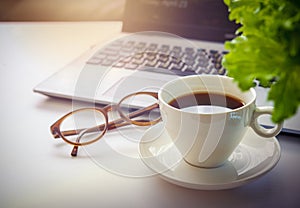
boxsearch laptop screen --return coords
[122,0,239,42]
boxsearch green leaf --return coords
[268,68,300,123]
[223,0,300,123]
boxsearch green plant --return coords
[222,0,300,123]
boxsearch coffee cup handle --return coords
[250,106,283,137]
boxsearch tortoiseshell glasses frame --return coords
[50,91,160,157]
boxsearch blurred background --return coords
[0,0,126,21]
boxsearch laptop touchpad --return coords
[102,74,170,101]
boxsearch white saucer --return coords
[139,123,281,190]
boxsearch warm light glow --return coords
[0,0,125,21]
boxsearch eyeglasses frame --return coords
[50,91,160,156]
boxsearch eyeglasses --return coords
[50,91,160,157]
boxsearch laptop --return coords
[34,0,300,134]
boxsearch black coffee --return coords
[169,92,245,110]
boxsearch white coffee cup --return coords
[158,75,283,168]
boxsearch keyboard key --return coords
[113,61,125,68]
[170,62,185,71]
[185,47,195,55]
[158,61,170,69]
[205,65,214,73]
[222,51,229,55]
[135,42,146,50]
[132,53,144,59]
[125,41,135,47]
[132,58,144,65]
[170,56,182,65]
[145,60,157,67]
[197,59,209,67]
[159,45,170,53]
[147,43,158,51]
[209,49,218,54]
[120,56,132,63]
[184,54,196,61]
[158,54,169,63]
[214,63,222,70]
[217,68,226,75]
[107,55,120,61]
[197,48,207,56]
[145,52,157,61]
[104,50,118,56]
[125,63,138,69]
[93,53,107,60]
[216,55,223,64]
[170,51,183,59]
[172,46,182,53]
[110,40,123,46]
[101,59,114,66]
[183,58,195,67]
[87,58,103,65]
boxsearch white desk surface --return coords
[1,21,300,208]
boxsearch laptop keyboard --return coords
[87,40,227,76]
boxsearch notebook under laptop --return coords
[34,0,300,134]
